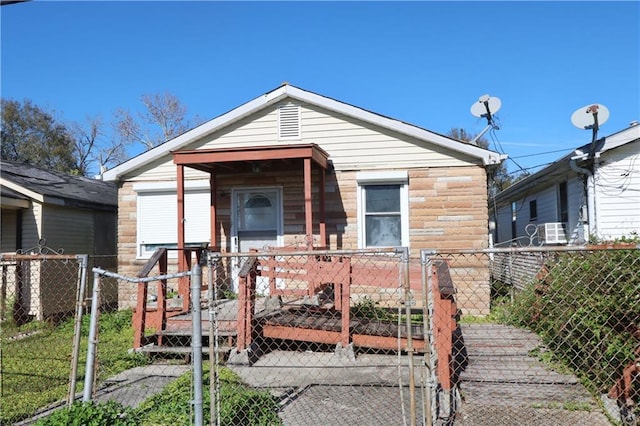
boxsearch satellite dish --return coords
[468,94,502,145]
[471,94,502,118]
[571,104,610,130]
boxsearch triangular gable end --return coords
[102,84,504,181]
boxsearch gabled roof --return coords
[0,160,117,210]
[493,123,640,205]
[102,84,505,181]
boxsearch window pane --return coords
[365,185,400,213]
[366,215,401,246]
[240,193,277,230]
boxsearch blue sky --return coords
[2,1,639,175]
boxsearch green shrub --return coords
[503,248,639,393]
[34,401,142,426]
[136,365,281,426]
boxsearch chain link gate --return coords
[422,245,639,426]
[0,247,90,424]
[207,247,428,426]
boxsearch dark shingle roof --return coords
[0,161,117,210]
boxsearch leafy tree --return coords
[113,92,197,151]
[1,99,77,173]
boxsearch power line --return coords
[511,148,573,159]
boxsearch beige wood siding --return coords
[123,101,483,182]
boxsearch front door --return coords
[231,188,283,293]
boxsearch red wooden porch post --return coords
[210,172,217,249]
[133,280,147,349]
[237,274,247,351]
[304,158,313,249]
[319,167,326,248]
[156,251,168,346]
[177,165,189,310]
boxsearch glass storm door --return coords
[230,188,282,293]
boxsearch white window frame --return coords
[356,171,409,249]
[134,180,211,259]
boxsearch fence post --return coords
[191,263,204,426]
[82,271,101,402]
[68,254,88,406]
[403,248,417,426]
[421,249,435,426]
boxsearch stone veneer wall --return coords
[116,164,491,312]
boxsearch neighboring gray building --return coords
[1,160,117,254]
[491,123,640,246]
[1,161,118,320]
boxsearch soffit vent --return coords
[279,103,301,139]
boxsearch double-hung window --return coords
[356,171,409,248]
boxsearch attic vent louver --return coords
[279,103,300,139]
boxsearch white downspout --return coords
[570,153,597,241]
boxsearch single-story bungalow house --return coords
[102,84,505,314]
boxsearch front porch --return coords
[130,246,462,401]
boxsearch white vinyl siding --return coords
[594,140,640,240]
[356,171,409,248]
[126,101,481,181]
[136,187,211,258]
[494,204,514,245]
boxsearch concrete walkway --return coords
[23,321,616,425]
[457,323,612,425]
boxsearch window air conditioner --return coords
[537,222,568,244]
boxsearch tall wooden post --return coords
[304,158,313,249]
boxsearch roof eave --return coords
[102,84,504,181]
[102,87,291,181]
[0,178,44,202]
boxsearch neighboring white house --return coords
[491,122,640,246]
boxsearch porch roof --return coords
[171,143,330,172]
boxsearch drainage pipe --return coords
[570,154,597,239]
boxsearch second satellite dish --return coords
[471,94,502,118]
[571,104,610,130]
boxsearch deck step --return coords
[138,344,233,355]
[158,329,237,337]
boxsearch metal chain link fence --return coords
[1,251,87,424]
[3,244,638,426]
[423,245,639,426]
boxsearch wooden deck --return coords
[142,299,426,355]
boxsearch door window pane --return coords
[239,193,276,230]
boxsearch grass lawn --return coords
[1,309,147,424]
